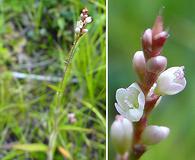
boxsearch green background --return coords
[109,0,195,159]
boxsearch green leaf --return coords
[12,143,48,152]
[80,100,106,128]
[59,125,93,133]
[57,18,65,30]
[47,84,62,92]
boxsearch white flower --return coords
[75,27,80,33]
[142,125,170,145]
[76,20,83,28]
[155,66,186,95]
[111,115,133,155]
[85,17,92,23]
[75,20,83,33]
[115,83,145,122]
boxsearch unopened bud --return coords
[152,31,168,56]
[154,31,168,40]
[142,125,170,145]
[82,8,88,15]
[146,56,167,74]
[82,29,88,33]
[132,51,146,81]
[142,29,152,57]
[152,16,164,36]
[110,115,133,155]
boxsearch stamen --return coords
[124,100,134,109]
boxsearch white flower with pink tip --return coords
[156,66,186,95]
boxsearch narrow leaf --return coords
[12,143,48,152]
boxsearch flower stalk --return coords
[47,36,80,160]
[47,8,92,160]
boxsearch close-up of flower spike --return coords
[111,15,186,160]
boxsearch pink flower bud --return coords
[142,29,152,56]
[110,115,133,155]
[82,29,88,33]
[152,31,168,56]
[142,125,170,145]
[146,56,167,74]
[154,31,168,40]
[152,16,164,36]
[133,51,146,81]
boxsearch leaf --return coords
[59,125,93,133]
[47,84,62,92]
[12,143,48,152]
[57,18,65,30]
[1,151,23,160]
[80,100,106,128]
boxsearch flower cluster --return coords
[111,16,186,158]
[75,8,92,35]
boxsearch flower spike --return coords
[75,8,93,35]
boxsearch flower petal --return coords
[127,109,143,122]
[116,88,129,110]
[138,92,145,110]
[115,103,127,116]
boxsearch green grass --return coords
[0,0,106,159]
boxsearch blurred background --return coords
[109,0,195,159]
[0,0,105,159]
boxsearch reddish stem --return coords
[128,15,167,160]
[129,92,159,160]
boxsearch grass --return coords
[0,0,106,159]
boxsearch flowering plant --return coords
[111,16,186,160]
[48,8,92,160]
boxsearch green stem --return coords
[58,35,80,100]
[47,34,81,160]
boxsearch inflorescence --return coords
[111,15,186,160]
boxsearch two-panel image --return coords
[0,0,194,160]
